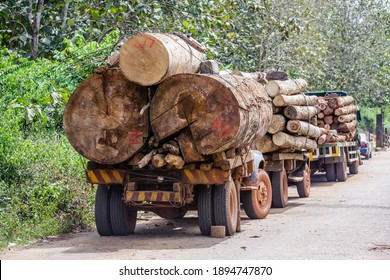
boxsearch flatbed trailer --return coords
[87,148,273,237]
[263,152,311,207]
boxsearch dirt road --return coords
[2,150,390,260]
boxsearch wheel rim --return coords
[229,183,238,229]
[282,170,288,204]
[257,181,268,207]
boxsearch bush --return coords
[0,32,119,249]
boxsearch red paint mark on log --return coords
[133,35,156,49]
[211,117,234,140]
[129,131,143,145]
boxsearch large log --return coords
[334,104,357,116]
[283,105,318,120]
[267,114,286,134]
[286,120,321,139]
[327,95,354,109]
[63,69,149,164]
[119,33,205,86]
[150,74,273,155]
[253,134,281,153]
[273,94,318,107]
[323,106,334,116]
[265,79,308,97]
[272,132,317,151]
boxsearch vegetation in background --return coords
[0,0,388,249]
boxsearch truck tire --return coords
[110,185,137,236]
[197,185,214,236]
[297,164,311,198]
[325,163,336,182]
[336,159,347,182]
[95,185,113,236]
[242,170,272,219]
[214,179,238,236]
[271,169,288,208]
[349,160,359,174]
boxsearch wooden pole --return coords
[272,132,317,151]
[286,120,321,139]
[265,79,308,97]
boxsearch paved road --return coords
[2,150,390,260]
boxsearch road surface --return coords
[2,150,390,260]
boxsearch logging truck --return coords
[305,91,360,181]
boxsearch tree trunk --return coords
[152,154,167,168]
[324,115,334,124]
[30,0,45,59]
[338,120,357,133]
[267,114,286,134]
[177,128,207,162]
[283,105,318,120]
[317,112,325,119]
[327,95,354,109]
[323,105,334,116]
[334,104,357,116]
[272,132,317,151]
[63,69,150,164]
[253,134,281,153]
[150,74,273,155]
[286,120,321,139]
[119,33,205,86]
[317,134,327,145]
[165,153,185,169]
[265,79,308,97]
[272,94,318,107]
[337,113,356,123]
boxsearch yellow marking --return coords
[174,193,180,202]
[87,170,99,183]
[163,192,170,201]
[112,170,123,182]
[151,192,158,201]
[332,147,339,157]
[309,152,313,161]
[100,170,111,183]
[198,170,209,184]
[138,192,145,201]
[184,169,196,183]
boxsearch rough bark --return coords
[337,113,356,123]
[272,132,317,151]
[338,120,357,133]
[120,33,205,86]
[283,105,318,120]
[266,70,288,81]
[334,105,357,116]
[30,0,45,59]
[265,79,308,97]
[63,69,149,164]
[267,114,286,134]
[327,95,354,109]
[286,120,321,139]
[323,106,334,116]
[152,154,167,168]
[177,128,207,162]
[150,74,273,155]
[253,134,281,153]
[165,153,185,169]
[273,94,318,107]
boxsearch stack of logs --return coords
[63,32,274,169]
[254,79,321,153]
[315,94,357,144]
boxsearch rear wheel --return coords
[197,185,214,236]
[271,169,288,208]
[349,160,359,174]
[242,170,272,219]
[336,159,347,182]
[214,178,238,236]
[95,185,113,236]
[297,164,311,198]
[110,186,137,236]
[325,163,336,182]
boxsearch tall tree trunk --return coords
[30,0,45,60]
